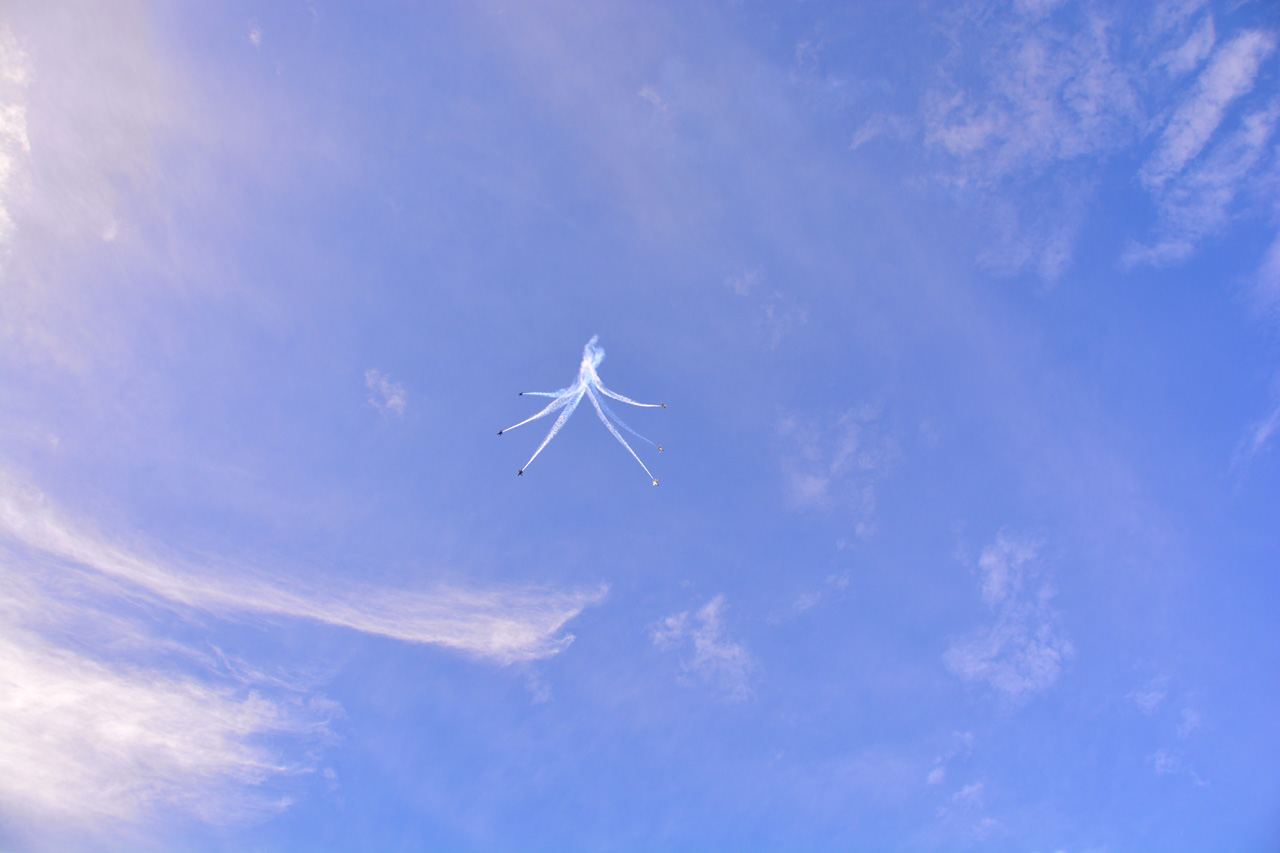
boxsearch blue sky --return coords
[1,1,1278,850]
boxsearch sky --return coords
[1,1,1278,850]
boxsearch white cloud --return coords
[0,474,605,664]
[914,8,1278,286]
[637,84,669,119]
[653,594,753,700]
[777,403,895,538]
[1177,707,1202,738]
[944,606,1074,696]
[951,780,984,807]
[1128,83,1280,266]
[927,730,974,788]
[0,625,317,825]
[935,775,995,837]
[725,268,759,297]
[925,17,1137,183]
[849,116,884,151]
[1014,0,1066,17]
[849,114,909,151]
[793,591,821,612]
[975,179,1094,283]
[920,10,1138,279]
[1130,677,1169,713]
[0,24,31,255]
[1141,30,1277,189]
[1127,101,1280,266]
[0,492,328,828]
[761,293,809,347]
[1158,14,1216,78]
[1150,0,1209,37]
[944,532,1074,698]
[1152,749,1179,774]
[976,532,1038,606]
[0,471,606,831]
[1238,402,1280,461]
[365,368,407,415]
[782,573,851,620]
[1151,749,1206,785]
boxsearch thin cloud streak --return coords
[1158,14,1216,78]
[1236,402,1280,462]
[0,474,606,664]
[0,470,605,831]
[1127,98,1280,266]
[1141,30,1277,188]
[0,25,28,230]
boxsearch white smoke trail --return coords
[499,336,665,483]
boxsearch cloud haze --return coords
[653,595,753,700]
[945,533,1074,698]
[365,368,407,415]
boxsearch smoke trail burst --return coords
[499,336,665,484]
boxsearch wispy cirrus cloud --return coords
[905,5,1280,467]
[1141,30,1277,189]
[1157,13,1216,78]
[0,623,322,826]
[0,472,605,830]
[0,23,30,254]
[652,594,753,700]
[944,532,1073,699]
[1237,401,1280,462]
[0,497,329,828]
[1149,0,1210,37]
[924,8,1138,184]
[1127,97,1280,266]
[908,4,1278,288]
[917,4,1138,280]
[0,474,605,664]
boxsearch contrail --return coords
[500,336,665,484]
